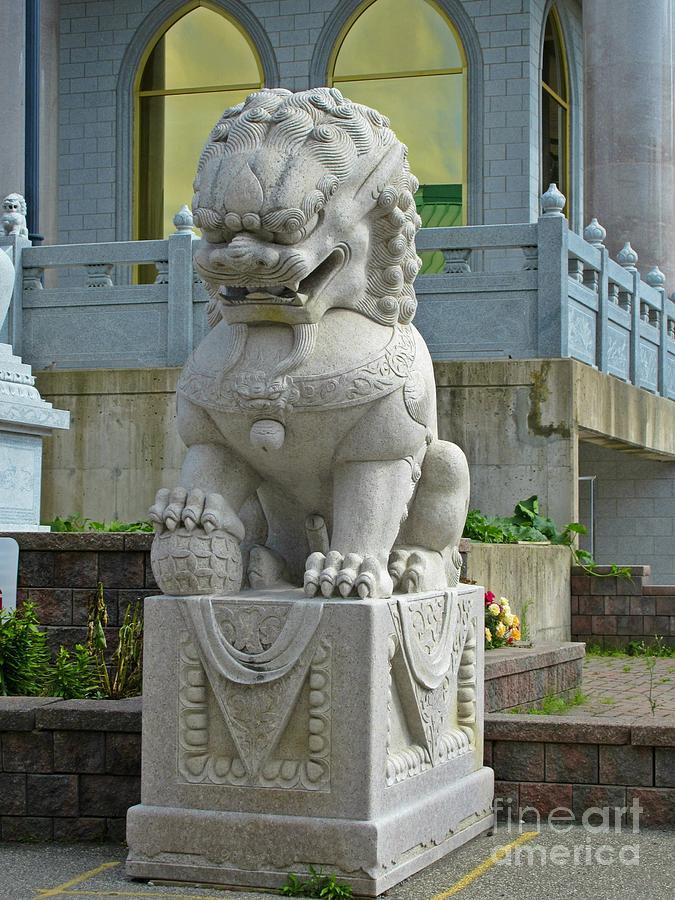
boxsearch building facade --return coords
[1,0,674,581]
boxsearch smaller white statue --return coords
[1,194,29,238]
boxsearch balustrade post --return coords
[167,205,197,366]
[618,243,641,387]
[85,263,113,288]
[584,218,607,372]
[596,246,610,374]
[537,185,569,357]
[646,266,667,395]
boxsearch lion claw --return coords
[149,487,244,541]
[304,550,392,599]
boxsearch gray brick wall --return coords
[579,441,675,585]
[57,0,584,246]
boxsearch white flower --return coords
[488,603,501,616]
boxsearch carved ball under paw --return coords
[151,526,243,596]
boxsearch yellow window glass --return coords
[140,5,260,92]
[333,0,463,78]
[541,7,569,211]
[331,0,467,273]
[136,4,263,243]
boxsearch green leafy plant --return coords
[49,514,92,532]
[87,584,143,700]
[463,495,632,580]
[0,589,144,700]
[0,602,50,696]
[280,868,353,898]
[44,644,100,699]
[48,515,153,533]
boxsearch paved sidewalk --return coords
[580,656,675,720]
[1,825,673,900]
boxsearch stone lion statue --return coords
[1,193,28,238]
[150,87,469,599]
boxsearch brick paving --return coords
[580,656,675,721]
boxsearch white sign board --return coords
[0,538,19,611]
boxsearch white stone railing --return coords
[0,207,208,370]
[415,184,674,400]
[1,191,673,399]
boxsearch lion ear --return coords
[353,143,404,207]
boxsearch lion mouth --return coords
[207,246,348,309]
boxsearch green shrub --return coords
[49,515,153,533]
[0,587,144,700]
[463,495,631,579]
[44,645,100,699]
[0,602,50,696]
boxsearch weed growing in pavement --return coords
[280,868,353,898]
[509,689,588,716]
[585,639,674,659]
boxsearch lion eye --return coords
[274,230,303,246]
[200,228,233,245]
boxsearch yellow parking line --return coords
[430,831,539,899]
[45,893,233,899]
[36,862,121,897]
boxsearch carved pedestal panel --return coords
[126,586,493,897]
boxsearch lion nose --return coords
[211,242,280,273]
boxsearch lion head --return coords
[2,193,27,217]
[192,88,422,329]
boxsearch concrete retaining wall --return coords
[35,360,675,530]
[467,543,572,642]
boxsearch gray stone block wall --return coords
[0,697,141,842]
[578,441,675,586]
[56,0,584,247]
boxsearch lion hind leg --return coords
[247,544,292,589]
[392,439,469,592]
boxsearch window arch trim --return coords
[309,0,483,225]
[539,1,579,227]
[116,0,279,243]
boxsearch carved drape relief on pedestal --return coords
[386,590,477,785]
[178,598,331,790]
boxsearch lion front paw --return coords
[149,487,245,542]
[304,550,393,599]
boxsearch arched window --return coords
[135,3,263,241]
[328,0,467,272]
[541,7,569,212]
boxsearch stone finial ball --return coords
[151,527,243,596]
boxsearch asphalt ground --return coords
[0,824,673,900]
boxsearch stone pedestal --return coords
[126,585,493,896]
[0,343,69,530]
